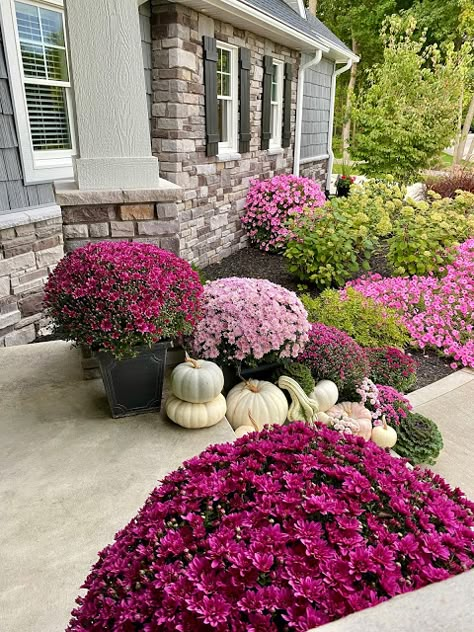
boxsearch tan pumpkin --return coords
[371,418,397,448]
[226,379,288,430]
[327,402,373,440]
[170,356,224,403]
[311,380,339,412]
[166,393,226,429]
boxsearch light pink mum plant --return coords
[190,277,310,367]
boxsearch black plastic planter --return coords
[97,341,171,418]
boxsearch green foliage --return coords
[301,288,411,348]
[272,362,315,396]
[387,191,474,275]
[353,17,465,182]
[191,263,208,285]
[394,412,444,465]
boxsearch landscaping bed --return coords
[204,247,456,391]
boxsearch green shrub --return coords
[272,361,315,395]
[301,288,411,349]
[394,412,444,465]
[387,191,474,275]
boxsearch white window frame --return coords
[216,41,238,155]
[0,0,74,184]
[269,59,284,150]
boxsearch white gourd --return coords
[277,376,319,425]
[166,393,226,429]
[371,417,398,448]
[170,357,224,403]
[226,379,288,430]
[311,380,339,412]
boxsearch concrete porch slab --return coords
[0,341,234,632]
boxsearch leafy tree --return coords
[352,17,465,182]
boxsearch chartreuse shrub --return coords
[272,361,315,395]
[301,288,411,349]
[67,422,474,632]
[387,191,474,275]
[395,411,444,465]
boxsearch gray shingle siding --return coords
[301,55,334,160]
[140,2,152,126]
[0,24,54,214]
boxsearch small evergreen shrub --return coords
[367,347,418,392]
[395,412,444,465]
[299,323,370,400]
[302,288,411,348]
[272,361,315,395]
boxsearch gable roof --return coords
[240,0,355,59]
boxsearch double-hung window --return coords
[0,0,74,183]
[216,42,237,155]
[269,60,283,149]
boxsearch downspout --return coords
[293,49,323,176]
[326,59,352,191]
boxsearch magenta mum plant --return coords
[348,239,474,368]
[67,422,474,632]
[241,174,326,252]
[299,323,370,400]
[367,347,418,392]
[44,241,203,358]
[190,277,310,366]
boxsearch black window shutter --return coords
[261,55,273,150]
[282,62,292,148]
[239,47,251,154]
[203,36,219,157]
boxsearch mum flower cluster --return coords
[357,378,413,427]
[44,241,203,358]
[348,239,474,368]
[190,278,310,366]
[241,174,326,252]
[67,423,474,632]
[299,323,370,400]
[367,347,418,393]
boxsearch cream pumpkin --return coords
[371,418,397,448]
[170,357,224,403]
[234,416,259,439]
[311,380,339,412]
[166,393,226,429]
[327,402,373,440]
[226,379,288,430]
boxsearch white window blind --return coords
[15,1,72,153]
[270,61,283,149]
[216,43,238,154]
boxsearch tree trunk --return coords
[342,36,359,164]
[307,0,317,15]
[454,92,474,165]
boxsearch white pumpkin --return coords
[234,415,260,438]
[311,380,339,412]
[166,393,226,429]
[170,357,224,403]
[371,418,397,449]
[226,379,288,430]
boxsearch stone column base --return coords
[54,180,183,254]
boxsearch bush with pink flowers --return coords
[367,347,418,392]
[348,239,474,368]
[299,323,370,400]
[241,174,326,252]
[44,241,203,358]
[190,277,310,366]
[67,422,474,632]
[357,378,413,427]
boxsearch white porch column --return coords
[64,0,160,190]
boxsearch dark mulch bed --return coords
[203,246,457,391]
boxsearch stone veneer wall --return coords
[151,0,300,267]
[0,212,63,346]
[299,158,329,189]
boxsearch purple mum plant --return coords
[68,423,474,632]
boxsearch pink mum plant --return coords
[44,241,203,358]
[241,174,326,252]
[190,277,310,366]
[67,422,474,632]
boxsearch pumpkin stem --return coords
[244,379,260,393]
[184,354,200,369]
[248,410,259,431]
[382,415,387,430]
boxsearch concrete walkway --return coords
[0,341,234,632]
[408,368,474,499]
